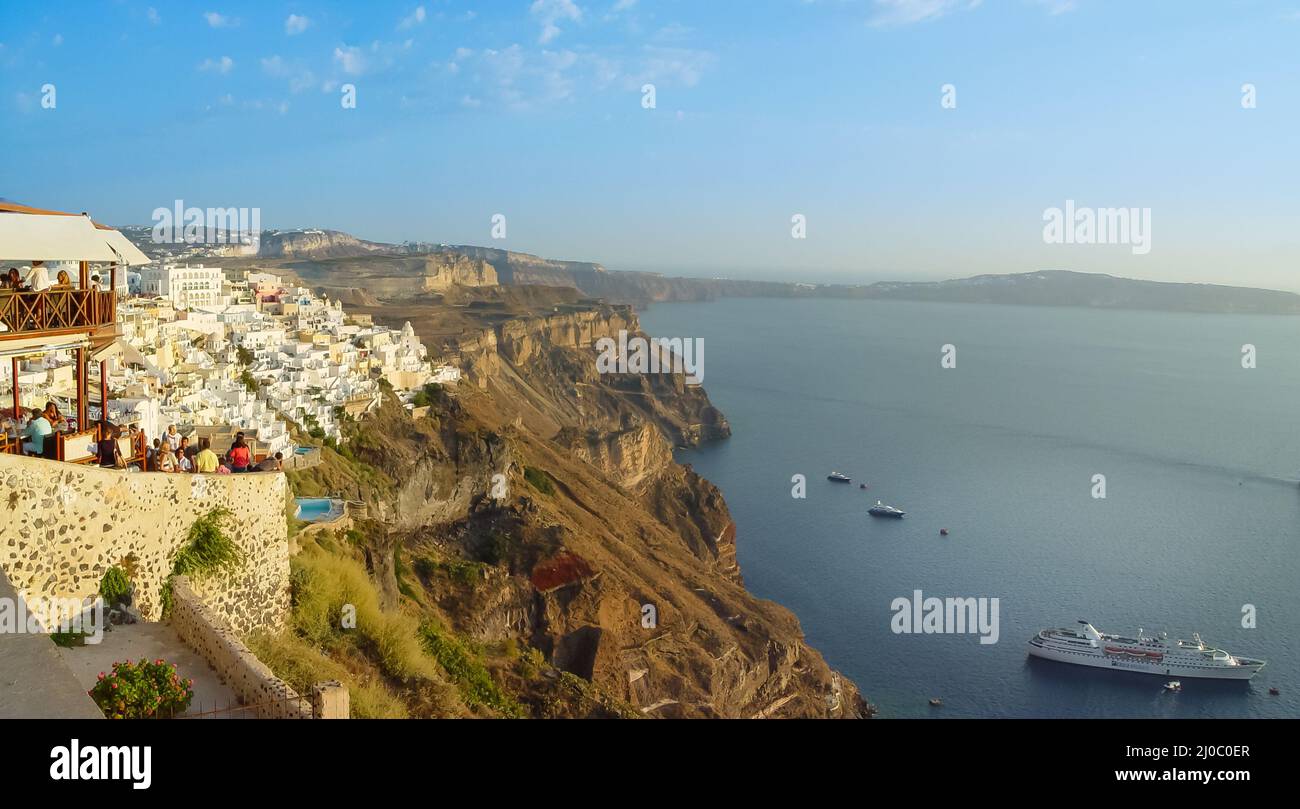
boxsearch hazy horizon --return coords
[5,1,1300,290]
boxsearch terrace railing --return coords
[0,288,115,338]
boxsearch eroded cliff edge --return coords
[284,285,870,718]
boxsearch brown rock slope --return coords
[288,291,870,718]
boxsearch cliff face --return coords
[422,254,498,291]
[430,304,729,449]
[435,245,606,285]
[557,423,672,489]
[287,290,868,718]
[257,229,395,259]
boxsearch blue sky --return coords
[3,1,1300,288]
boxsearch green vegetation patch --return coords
[98,566,132,607]
[420,620,522,718]
[523,466,555,496]
[160,508,242,618]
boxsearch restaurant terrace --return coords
[0,200,151,463]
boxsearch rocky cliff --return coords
[422,254,498,291]
[282,288,868,718]
[256,229,397,259]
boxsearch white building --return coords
[138,264,224,309]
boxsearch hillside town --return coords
[5,253,460,462]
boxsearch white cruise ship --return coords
[1027,621,1266,680]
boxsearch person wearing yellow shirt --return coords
[194,437,220,473]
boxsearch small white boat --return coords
[827,472,851,483]
[868,500,905,518]
[1164,680,1182,692]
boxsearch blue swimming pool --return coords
[295,497,341,523]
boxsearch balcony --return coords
[0,288,116,340]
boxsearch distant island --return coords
[120,226,1300,315]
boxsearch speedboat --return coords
[1164,681,1182,692]
[827,472,851,483]
[868,501,905,518]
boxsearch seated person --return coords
[21,408,52,456]
[256,451,285,472]
[43,401,65,432]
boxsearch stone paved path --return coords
[56,621,246,718]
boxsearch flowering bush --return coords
[88,659,194,719]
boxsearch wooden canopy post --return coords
[76,347,87,432]
[99,359,108,427]
[10,356,18,418]
[79,260,88,290]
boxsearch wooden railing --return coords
[0,288,115,338]
[0,428,145,466]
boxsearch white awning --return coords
[0,213,119,262]
[0,333,90,357]
[100,228,152,266]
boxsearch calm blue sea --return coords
[641,298,1299,718]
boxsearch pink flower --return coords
[97,672,105,680]
[110,683,118,690]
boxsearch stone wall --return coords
[0,453,290,635]
[168,576,312,719]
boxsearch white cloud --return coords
[634,46,714,88]
[146,7,161,25]
[869,0,982,26]
[285,14,311,36]
[199,55,234,74]
[261,55,317,92]
[204,11,237,28]
[52,33,63,47]
[531,0,582,44]
[333,45,366,76]
[398,5,427,30]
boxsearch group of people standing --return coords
[141,425,283,474]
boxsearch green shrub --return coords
[161,508,242,618]
[99,566,131,607]
[420,621,522,717]
[172,508,242,578]
[444,558,484,586]
[50,631,87,648]
[89,659,194,719]
[413,556,436,579]
[477,532,512,566]
[523,467,555,496]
